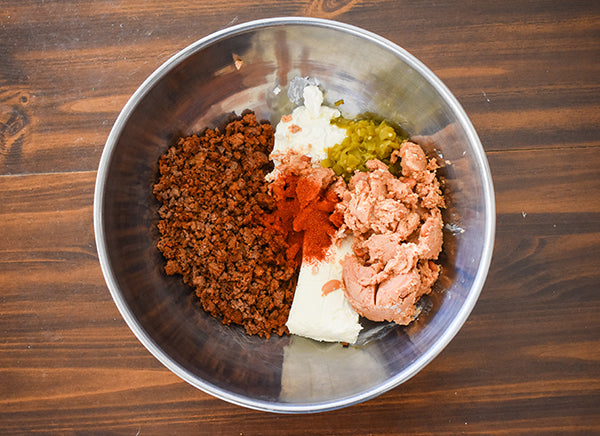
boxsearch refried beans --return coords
[337,142,445,325]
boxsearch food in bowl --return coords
[153,81,445,344]
[153,111,296,337]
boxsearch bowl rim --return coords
[94,16,496,413]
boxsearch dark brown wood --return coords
[1,1,598,433]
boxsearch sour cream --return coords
[272,85,347,164]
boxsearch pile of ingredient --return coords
[153,111,297,337]
[153,84,445,344]
[339,153,444,325]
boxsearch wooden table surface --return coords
[1,1,599,434]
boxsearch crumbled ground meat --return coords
[153,111,297,338]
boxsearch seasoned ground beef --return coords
[153,111,298,338]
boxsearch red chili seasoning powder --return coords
[263,170,343,264]
[262,174,303,267]
[293,177,339,262]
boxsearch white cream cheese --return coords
[270,83,362,344]
[286,237,362,344]
[272,85,346,165]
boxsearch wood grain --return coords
[0,0,599,433]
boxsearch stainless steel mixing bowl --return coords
[94,17,495,413]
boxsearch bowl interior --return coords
[96,19,494,412]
